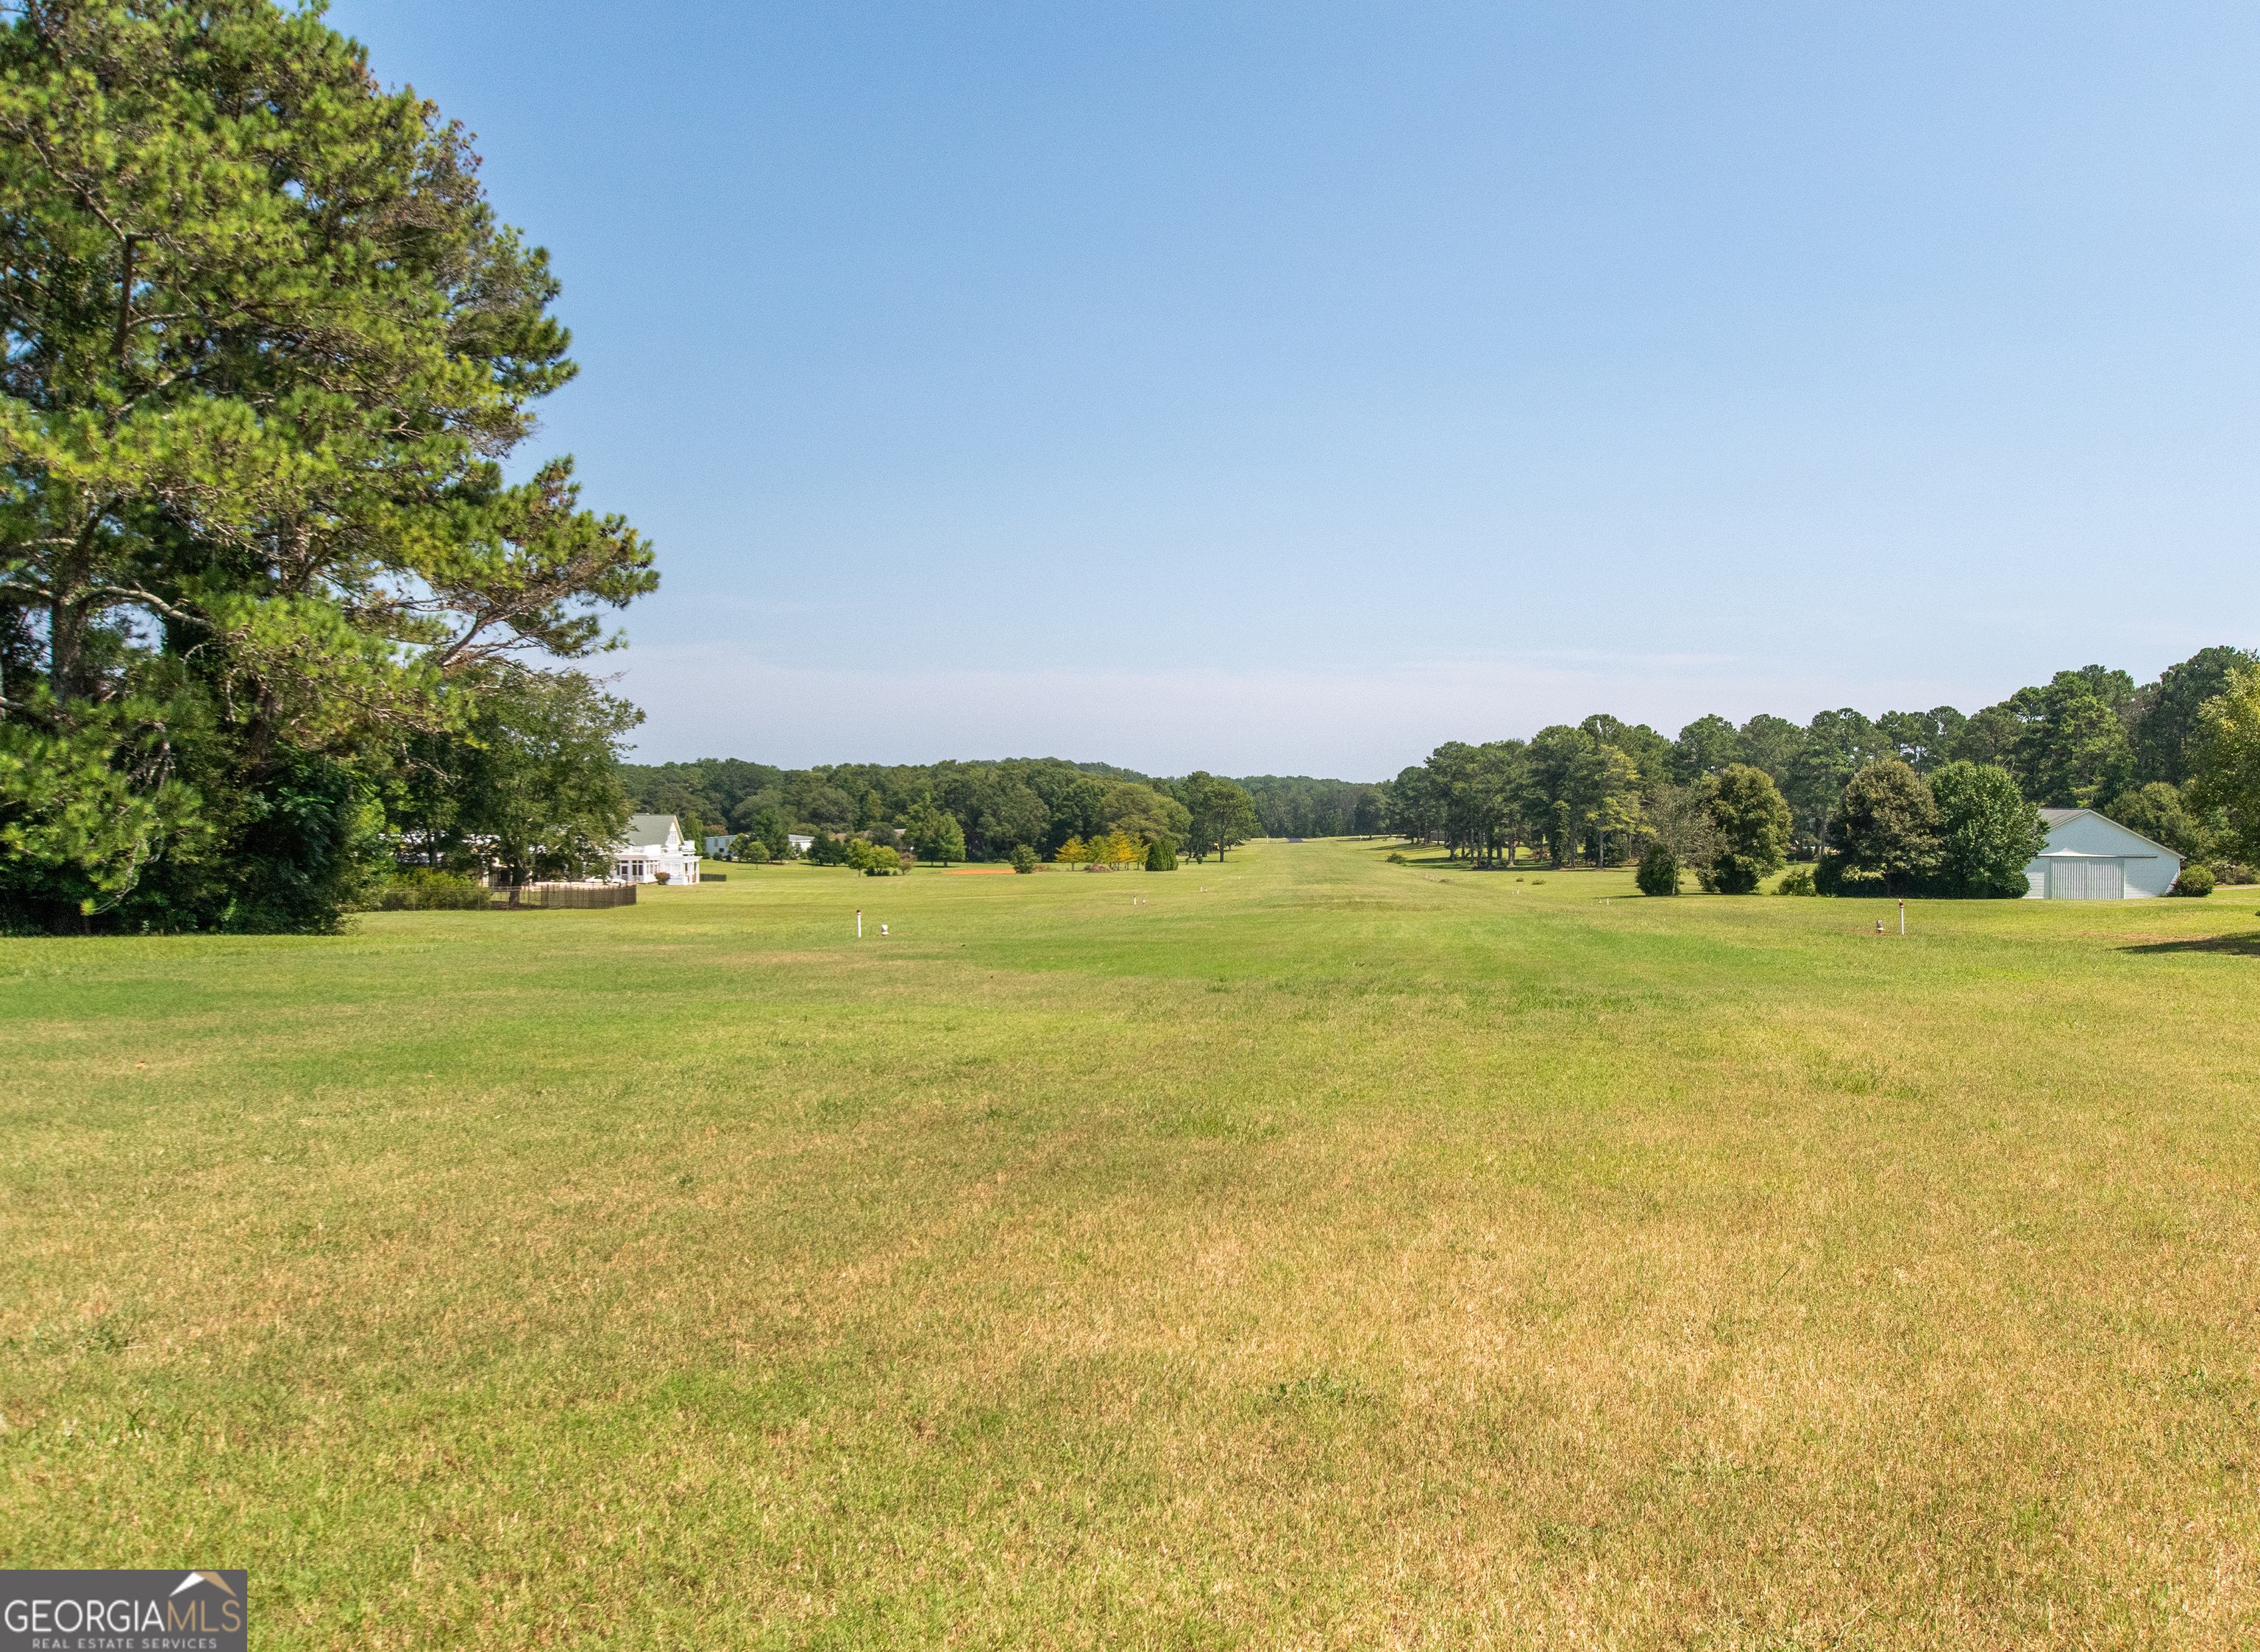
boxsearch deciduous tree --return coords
[1173,772,1258,862]
[1830,760,1941,894]
[903,800,967,866]
[1702,765,1792,894]
[2186,666,2260,866]
[1928,761,2045,897]
[1642,780,1719,881]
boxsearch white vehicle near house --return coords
[2024,808,2181,900]
[611,814,702,885]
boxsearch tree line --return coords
[1379,645,2260,895]
[1236,775,1385,839]
[620,757,1260,869]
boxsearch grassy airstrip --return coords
[4,840,2258,1648]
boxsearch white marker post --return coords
[856,908,862,939]
[1899,898,1905,936]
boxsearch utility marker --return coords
[856,908,862,939]
[1899,899,1905,936]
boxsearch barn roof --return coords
[2036,807,2178,859]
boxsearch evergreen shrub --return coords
[1009,844,1038,874]
[2172,863,2216,897]
[1635,843,1679,896]
[1811,853,1881,897]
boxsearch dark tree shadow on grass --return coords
[2119,932,2260,957]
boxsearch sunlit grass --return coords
[4,842,2257,1647]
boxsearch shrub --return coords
[1385,851,1407,864]
[1706,858,1760,894]
[2172,863,2215,897]
[1774,866,1816,896]
[1009,844,1037,874]
[1634,842,1678,895]
[1145,835,1178,872]
[2211,861,2257,886]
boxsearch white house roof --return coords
[2036,807,2178,859]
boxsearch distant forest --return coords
[1379,646,2256,877]
[616,759,1378,862]
[624,646,2258,872]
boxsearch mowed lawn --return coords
[4,843,2259,1649]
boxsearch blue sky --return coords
[331,1,2260,778]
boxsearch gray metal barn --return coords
[2023,808,2181,900]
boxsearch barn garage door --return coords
[2049,860,2124,900]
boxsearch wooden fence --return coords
[489,882,637,910]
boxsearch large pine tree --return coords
[0,1,655,929]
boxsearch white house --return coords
[611,814,702,886]
[2024,808,2181,900]
[786,833,814,856]
[703,834,736,856]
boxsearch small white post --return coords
[1899,898,1905,936]
[856,908,862,939]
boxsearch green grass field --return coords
[5,841,2259,1648]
